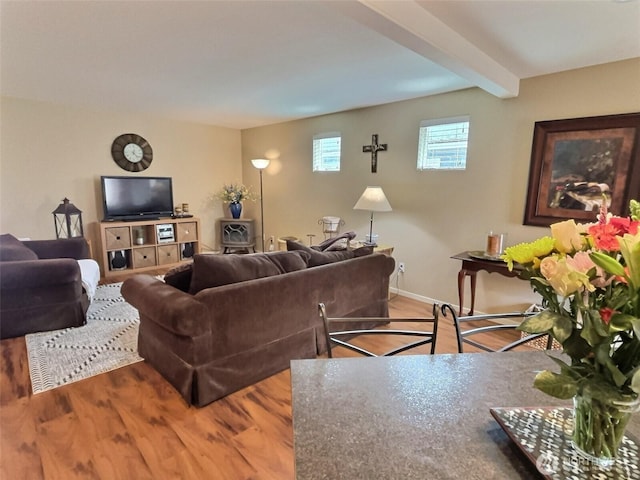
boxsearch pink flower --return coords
[566,251,593,274]
[568,251,612,288]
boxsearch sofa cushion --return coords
[0,234,38,261]
[286,240,377,267]
[263,250,310,273]
[164,261,194,292]
[189,251,309,294]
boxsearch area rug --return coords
[26,282,143,394]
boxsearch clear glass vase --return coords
[571,394,632,467]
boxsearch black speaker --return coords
[182,242,194,259]
[109,250,128,270]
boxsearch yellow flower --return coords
[540,255,594,297]
[551,219,586,253]
[502,237,555,270]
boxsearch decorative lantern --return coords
[53,198,84,238]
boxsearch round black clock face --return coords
[111,133,153,172]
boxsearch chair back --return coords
[319,302,439,358]
[439,304,556,353]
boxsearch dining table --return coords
[290,351,640,479]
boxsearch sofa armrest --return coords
[0,259,81,289]
[121,275,209,337]
[24,237,90,260]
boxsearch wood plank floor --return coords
[0,294,526,479]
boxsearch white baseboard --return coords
[389,287,490,317]
[390,287,439,305]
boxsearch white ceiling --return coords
[1,0,639,130]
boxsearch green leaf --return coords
[632,369,640,394]
[518,310,560,334]
[562,329,592,360]
[534,370,578,399]
[582,375,632,404]
[632,317,640,339]
[552,315,573,343]
[596,347,628,387]
[546,355,579,378]
[608,313,636,333]
[630,199,640,221]
[589,251,626,277]
[580,310,608,347]
[618,235,640,289]
[589,309,609,336]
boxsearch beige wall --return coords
[2,59,638,310]
[0,97,241,267]
[241,59,640,312]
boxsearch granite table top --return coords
[291,351,640,480]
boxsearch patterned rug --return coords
[25,282,142,394]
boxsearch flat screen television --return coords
[101,176,174,221]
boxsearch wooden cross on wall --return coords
[362,134,387,173]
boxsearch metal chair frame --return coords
[439,303,554,353]
[319,302,438,358]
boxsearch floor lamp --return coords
[353,186,392,246]
[251,158,270,251]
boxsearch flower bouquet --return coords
[217,183,257,219]
[217,183,257,204]
[502,199,640,465]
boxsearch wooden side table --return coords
[350,241,394,256]
[451,251,522,315]
[373,244,394,256]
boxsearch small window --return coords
[313,133,341,172]
[417,117,470,170]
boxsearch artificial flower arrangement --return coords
[217,183,257,203]
[502,199,640,463]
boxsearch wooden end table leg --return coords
[458,269,478,316]
[457,269,466,316]
[469,272,477,315]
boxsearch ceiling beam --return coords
[332,0,520,98]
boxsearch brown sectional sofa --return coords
[121,251,395,407]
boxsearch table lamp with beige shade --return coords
[353,186,392,247]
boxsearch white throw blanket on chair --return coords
[78,259,100,301]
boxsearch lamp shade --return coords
[353,187,392,212]
[251,158,270,170]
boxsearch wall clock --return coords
[111,133,153,172]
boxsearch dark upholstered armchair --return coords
[0,234,91,339]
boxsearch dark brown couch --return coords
[121,251,395,407]
[0,234,91,339]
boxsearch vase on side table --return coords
[229,202,242,219]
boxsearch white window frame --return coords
[417,116,470,171]
[313,132,341,172]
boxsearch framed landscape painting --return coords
[523,113,640,227]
